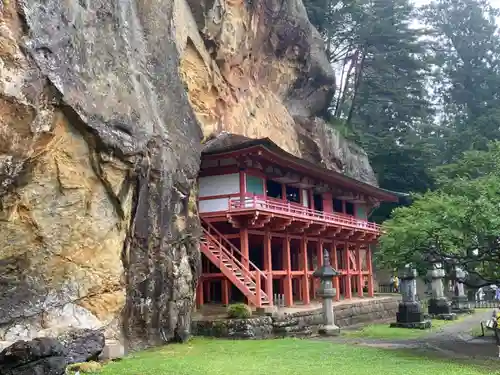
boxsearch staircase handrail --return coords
[201,229,269,297]
[201,222,267,282]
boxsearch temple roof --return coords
[202,132,399,202]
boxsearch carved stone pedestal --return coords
[451,295,474,314]
[428,297,457,320]
[390,265,431,330]
[390,301,432,329]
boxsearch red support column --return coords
[301,236,310,305]
[332,241,340,302]
[222,278,230,305]
[344,243,352,299]
[356,244,363,297]
[366,245,374,297]
[196,278,204,308]
[314,240,324,299]
[322,192,333,213]
[283,235,293,306]
[240,227,249,270]
[309,190,315,210]
[264,230,273,305]
[239,170,246,198]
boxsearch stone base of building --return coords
[390,320,432,330]
[428,297,452,316]
[192,297,399,339]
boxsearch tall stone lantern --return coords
[450,262,473,314]
[390,264,431,329]
[313,249,340,336]
[427,256,456,320]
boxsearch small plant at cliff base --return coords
[227,303,252,319]
[376,142,500,286]
[66,361,102,374]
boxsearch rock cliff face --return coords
[0,0,376,350]
[174,0,376,184]
[0,0,201,350]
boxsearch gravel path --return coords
[315,310,499,359]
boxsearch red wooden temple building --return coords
[197,133,398,309]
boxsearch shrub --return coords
[227,303,252,319]
[66,361,102,374]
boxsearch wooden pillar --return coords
[239,170,246,198]
[263,230,273,305]
[344,244,352,299]
[322,192,333,213]
[222,278,230,305]
[283,235,293,306]
[240,227,249,270]
[366,245,374,297]
[196,278,204,308]
[314,240,323,299]
[332,241,340,302]
[356,244,363,297]
[281,183,287,201]
[301,236,310,305]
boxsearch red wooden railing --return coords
[228,194,380,232]
[201,221,268,306]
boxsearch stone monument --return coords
[313,249,340,336]
[390,264,431,329]
[450,264,473,314]
[427,257,457,320]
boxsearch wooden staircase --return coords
[200,222,270,308]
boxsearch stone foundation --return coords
[192,298,399,339]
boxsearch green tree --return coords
[377,142,500,285]
[304,0,437,198]
[421,0,500,162]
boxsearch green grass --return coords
[343,318,462,340]
[100,338,498,375]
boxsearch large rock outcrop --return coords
[0,0,377,351]
[0,0,201,350]
[174,0,376,184]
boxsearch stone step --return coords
[99,339,125,361]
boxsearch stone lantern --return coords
[390,264,431,329]
[427,256,456,320]
[450,262,473,314]
[313,249,340,336]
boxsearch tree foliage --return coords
[377,142,500,285]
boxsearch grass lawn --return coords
[100,338,499,375]
[343,316,468,340]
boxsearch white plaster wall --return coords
[199,173,240,197]
[199,198,230,213]
[302,190,309,207]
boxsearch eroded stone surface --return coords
[175,0,376,184]
[0,0,202,350]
